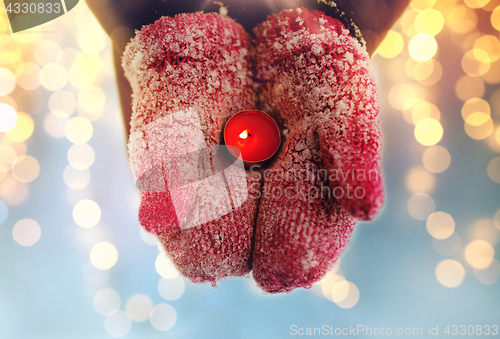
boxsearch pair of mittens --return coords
[123,7,383,293]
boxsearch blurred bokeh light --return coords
[1,0,499,338]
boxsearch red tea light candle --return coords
[223,110,281,163]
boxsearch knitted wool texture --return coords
[123,8,384,292]
[251,7,383,293]
[123,12,260,284]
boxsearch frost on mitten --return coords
[123,12,261,284]
[251,7,383,293]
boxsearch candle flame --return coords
[239,130,248,139]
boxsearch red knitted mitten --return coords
[123,12,261,284]
[251,7,384,293]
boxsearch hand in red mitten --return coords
[123,12,262,284]
[251,7,384,293]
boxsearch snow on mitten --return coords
[123,12,261,284]
[251,7,383,293]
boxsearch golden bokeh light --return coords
[5,113,34,142]
[411,101,440,125]
[406,59,434,82]
[409,33,438,62]
[155,253,180,279]
[465,112,490,126]
[34,40,62,66]
[68,53,103,89]
[0,68,16,96]
[0,138,26,159]
[462,50,490,77]
[455,75,485,101]
[126,294,153,323]
[0,145,17,172]
[402,98,424,124]
[44,113,69,138]
[435,259,466,288]
[0,171,7,184]
[12,155,40,183]
[49,90,76,118]
[57,47,79,69]
[426,211,455,239]
[473,35,500,63]
[448,5,478,34]
[15,62,41,91]
[0,40,21,64]
[388,83,418,110]
[495,209,500,230]
[400,9,419,37]
[482,59,500,84]
[414,9,444,36]
[432,232,461,256]
[407,193,436,220]
[389,58,417,84]
[451,30,480,50]
[73,199,101,228]
[0,13,7,34]
[405,166,436,193]
[12,218,41,247]
[0,176,29,206]
[409,0,437,10]
[11,26,38,44]
[78,26,107,55]
[65,117,93,144]
[0,103,18,132]
[376,30,404,58]
[90,242,118,270]
[78,86,106,120]
[422,146,451,173]
[487,156,500,183]
[463,0,490,9]
[472,219,499,245]
[492,6,500,31]
[462,98,491,119]
[67,144,95,170]
[0,96,17,112]
[419,60,442,86]
[473,259,500,285]
[320,273,345,301]
[464,118,493,140]
[39,63,68,91]
[415,118,443,146]
[465,240,495,269]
